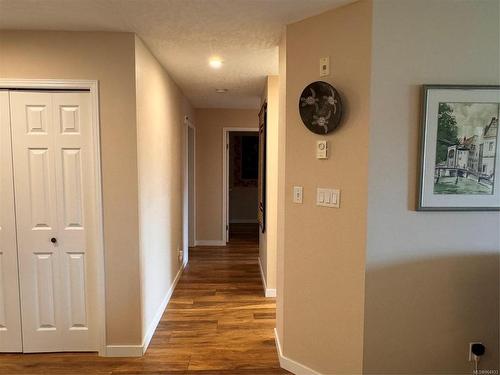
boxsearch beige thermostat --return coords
[316,140,328,159]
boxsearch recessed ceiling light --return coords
[209,56,223,69]
[215,88,228,93]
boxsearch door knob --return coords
[50,237,57,244]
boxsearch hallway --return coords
[0,230,288,374]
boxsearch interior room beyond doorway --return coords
[227,131,259,243]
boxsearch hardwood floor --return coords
[0,228,289,375]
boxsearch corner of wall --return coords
[363,0,500,373]
[133,35,194,354]
[280,0,372,372]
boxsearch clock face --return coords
[299,81,342,135]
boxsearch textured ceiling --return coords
[0,0,354,108]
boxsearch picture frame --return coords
[418,85,500,211]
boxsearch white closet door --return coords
[52,92,96,351]
[10,91,97,352]
[0,91,22,352]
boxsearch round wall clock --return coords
[299,81,342,134]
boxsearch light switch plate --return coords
[293,186,303,204]
[317,140,328,159]
[320,57,330,77]
[316,188,340,208]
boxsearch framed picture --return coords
[418,85,500,211]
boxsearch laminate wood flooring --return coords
[0,227,289,375]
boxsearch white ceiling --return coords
[0,0,353,108]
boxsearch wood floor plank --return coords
[0,224,289,374]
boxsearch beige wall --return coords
[0,31,142,345]
[229,187,258,221]
[280,1,372,373]
[134,36,194,342]
[259,76,279,290]
[364,0,500,373]
[194,108,258,242]
[276,31,287,344]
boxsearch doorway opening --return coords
[223,129,259,244]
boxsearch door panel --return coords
[10,91,96,352]
[66,252,87,329]
[53,92,94,350]
[11,91,63,352]
[28,148,54,229]
[0,91,22,352]
[61,149,84,229]
[34,252,57,329]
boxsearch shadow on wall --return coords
[363,253,499,374]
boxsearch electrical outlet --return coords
[178,248,184,263]
[468,342,482,361]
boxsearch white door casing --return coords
[10,91,98,352]
[221,128,259,244]
[225,135,230,242]
[187,125,196,248]
[0,91,23,352]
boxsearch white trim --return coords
[229,219,258,224]
[274,328,322,375]
[195,240,226,247]
[184,117,196,262]
[104,345,143,358]
[258,257,276,298]
[265,288,277,298]
[141,261,185,354]
[222,127,259,245]
[258,257,266,290]
[189,120,196,250]
[105,261,186,358]
[0,79,106,356]
[0,79,99,91]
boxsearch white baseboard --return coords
[104,345,143,357]
[104,260,186,358]
[265,288,277,298]
[274,328,321,375]
[141,261,186,354]
[195,239,226,246]
[258,257,267,290]
[229,219,258,223]
[258,257,276,298]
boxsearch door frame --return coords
[221,127,259,244]
[0,79,106,356]
[183,116,196,259]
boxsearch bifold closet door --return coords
[10,91,97,352]
[0,91,23,352]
